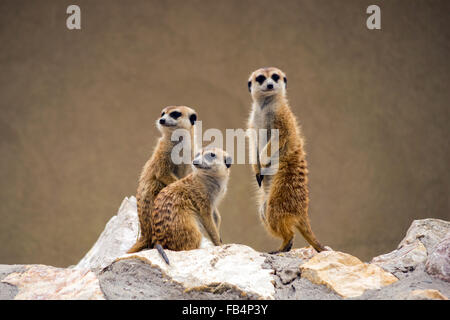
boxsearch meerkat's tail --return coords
[127,236,148,254]
[155,243,170,265]
[296,221,326,252]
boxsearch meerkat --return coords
[247,67,326,253]
[150,148,232,264]
[127,106,198,253]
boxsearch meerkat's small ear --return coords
[248,81,251,92]
[225,156,232,168]
[189,113,197,125]
[284,77,287,88]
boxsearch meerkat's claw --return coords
[256,173,264,187]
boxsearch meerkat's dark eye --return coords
[284,77,287,88]
[255,75,266,85]
[271,74,280,82]
[169,111,182,119]
[248,81,251,92]
[189,113,197,125]
[161,112,165,117]
[210,152,216,158]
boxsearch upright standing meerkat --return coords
[247,67,326,253]
[150,148,232,264]
[127,106,198,253]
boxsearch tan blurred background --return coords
[0,0,449,267]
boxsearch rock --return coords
[114,244,275,299]
[0,265,26,300]
[276,247,318,260]
[355,263,450,300]
[2,196,449,300]
[300,251,398,298]
[398,218,450,252]
[75,196,139,271]
[425,232,450,282]
[405,289,448,300]
[261,248,342,300]
[262,247,317,285]
[1,265,104,300]
[371,240,427,277]
[99,258,258,300]
[370,219,450,279]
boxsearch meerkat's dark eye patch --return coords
[255,75,266,85]
[284,77,287,88]
[189,113,197,125]
[248,81,251,92]
[161,112,165,117]
[204,152,216,162]
[271,74,280,82]
[169,111,182,119]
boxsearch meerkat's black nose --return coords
[267,84,273,90]
[159,118,165,124]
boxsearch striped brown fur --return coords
[150,148,231,253]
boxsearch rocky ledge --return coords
[1,196,449,300]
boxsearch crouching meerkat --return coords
[247,67,326,253]
[127,106,198,253]
[150,148,232,264]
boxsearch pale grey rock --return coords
[371,240,427,278]
[355,264,450,300]
[98,258,257,299]
[425,232,450,282]
[0,265,26,300]
[75,196,139,271]
[1,265,104,300]
[117,244,276,299]
[398,218,450,252]
[370,219,450,279]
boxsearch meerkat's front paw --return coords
[256,173,264,187]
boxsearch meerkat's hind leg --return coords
[267,216,294,254]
